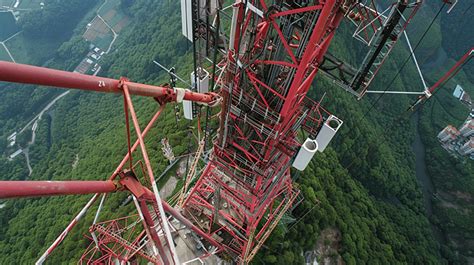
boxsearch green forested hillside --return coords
[19,0,96,39]
[0,0,472,264]
[436,1,474,82]
[415,2,474,261]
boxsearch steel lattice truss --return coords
[1,0,455,264]
[181,0,347,262]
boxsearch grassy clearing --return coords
[6,32,60,64]
[81,0,130,50]
[94,32,113,51]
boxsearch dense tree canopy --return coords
[19,0,96,39]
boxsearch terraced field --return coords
[98,0,129,33]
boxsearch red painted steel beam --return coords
[0,180,116,198]
[0,176,227,255]
[279,0,339,118]
[428,47,474,94]
[119,174,229,254]
[0,61,217,104]
[411,47,474,109]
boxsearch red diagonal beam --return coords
[271,4,323,18]
[270,20,297,64]
[428,47,474,94]
[122,83,179,264]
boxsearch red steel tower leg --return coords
[0,0,347,261]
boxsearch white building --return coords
[459,138,474,156]
[8,149,23,160]
[7,132,16,141]
[459,119,473,138]
[453,85,464,99]
[7,132,17,147]
[91,54,101,60]
[437,125,460,143]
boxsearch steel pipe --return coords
[0,61,217,104]
[0,179,226,254]
[161,201,225,252]
[0,180,116,198]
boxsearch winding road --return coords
[21,91,70,176]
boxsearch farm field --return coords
[0,0,14,7]
[82,0,130,51]
[18,0,43,9]
[98,0,129,32]
[98,0,119,17]
[0,11,20,40]
[83,16,114,51]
